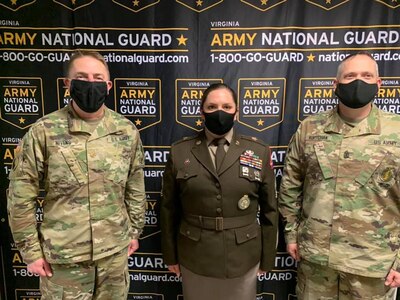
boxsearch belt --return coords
[184,213,256,231]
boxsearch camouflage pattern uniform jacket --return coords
[7,104,146,265]
[161,131,278,278]
[279,105,400,277]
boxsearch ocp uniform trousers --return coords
[40,247,129,300]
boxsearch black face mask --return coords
[335,79,378,109]
[203,110,235,135]
[70,79,108,113]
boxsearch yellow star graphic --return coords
[307,53,316,62]
[257,119,264,126]
[133,0,140,6]
[260,0,268,5]
[196,0,203,6]
[71,0,76,5]
[135,119,142,126]
[177,34,188,46]
[11,0,17,4]
[19,117,26,124]
[326,0,331,4]
[195,119,203,126]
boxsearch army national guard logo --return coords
[0,77,44,130]
[305,0,350,10]
[175,79,222,131]
[53,0,94,10]
[112,0,159,12]
[238,78,285,132]
[0,0,36,11]
[114,78,161,131]
[298,78,338,122]
[374,77,400,114]
[140,192,160,240]
[241,0,287,11]
[374,0,400,8]
[176,0,223,12]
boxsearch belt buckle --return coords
[216,217,223,231]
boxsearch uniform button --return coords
[186,230,190,235]
[216,195,222,200]
[216,208,222,213]
[184,173,188,178]
[215,182,220,188]
[246,233,250,238]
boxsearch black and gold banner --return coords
[2,0,400,299]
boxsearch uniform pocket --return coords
[47,146,85,190]
[40,276,64,300]
[235,222,259,244]
[176,169,198,181]
[179,220,201,242]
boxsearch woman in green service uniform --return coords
[161,83,278,300]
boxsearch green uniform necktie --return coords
[214,138,226,171]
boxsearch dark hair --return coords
[200,83,237,110]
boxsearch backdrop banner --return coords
[1,0,400,299]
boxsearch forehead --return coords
[341,55,376,75]
[204,88,235,103]
[69,56,108,75]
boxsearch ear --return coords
[64,78,71,88]
[106,80,113,94]
[333,79,338,90]
[376,77,382,89]
[234,110,238,121]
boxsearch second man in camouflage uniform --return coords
[279,52,400,299]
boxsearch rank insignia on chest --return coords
[240,150,262,170]
[238,195,250,210]
[378,167,395,182]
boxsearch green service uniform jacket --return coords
[279,105,400,277]
[161,131,278,278]
[8,104,146,264]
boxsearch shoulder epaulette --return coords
[172,135,198,146]
[240,135,268,146]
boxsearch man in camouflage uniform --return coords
[279,52,400,299]
[7,50,146,299]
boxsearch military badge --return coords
[184,158,190,165]
[238,195,250,210]
[242,166,249,176]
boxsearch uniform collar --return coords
[67,104,119,137]
[324,104,381,136]
[204,128,234,146]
